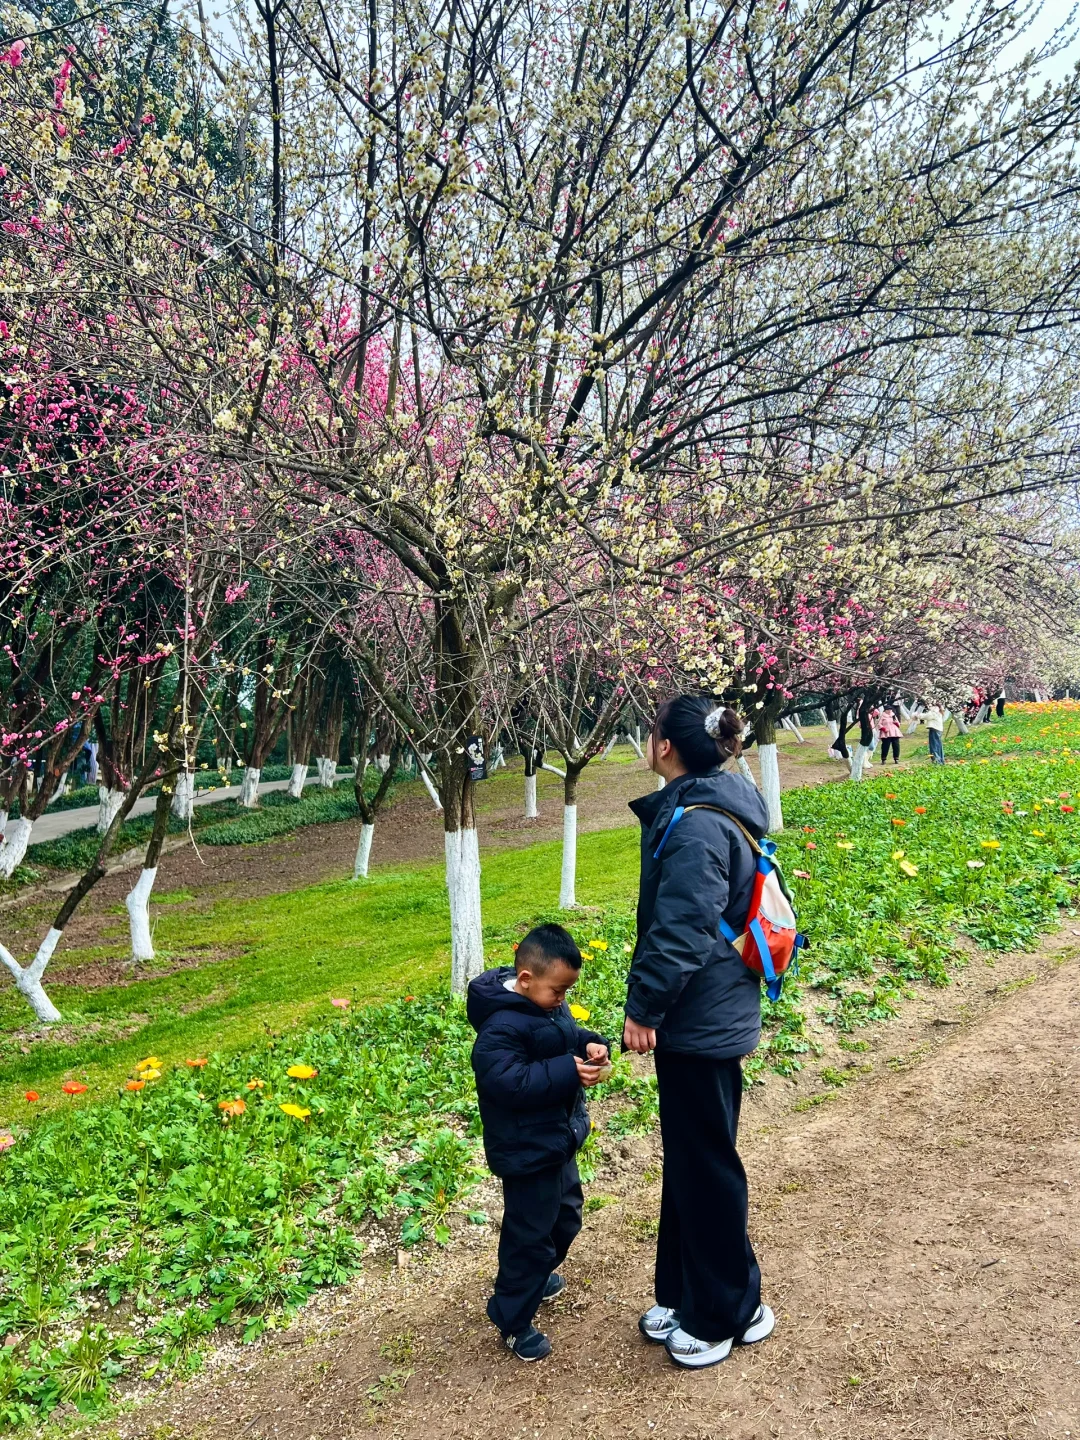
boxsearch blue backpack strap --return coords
[748,917,776,986]
[652,805,685,859]
[718,917,738,943]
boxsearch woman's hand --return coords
[623,1017,657,1054]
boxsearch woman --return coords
[876,703,903,764]
[624,694,775,1370]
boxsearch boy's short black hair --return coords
[514,923,582,975]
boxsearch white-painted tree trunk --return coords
[446,827,483,994]
[287,762,307,798]
[0,816,33,878]
[626,733,644,760]
[524,773,538,819]
[950,710,969,735]
[126,865,158,961]
[97,786,127,835]
[88,745,99,783]
[316,756,336,788]
[353,822,375,879]
[827,720,839,741]
[601,735,617,759]
[758,742,783,831]
[420,767,443,811]
[975,704,989,725]
[736,754,756,785]
[559,804,578,908]
[0,930,63,1022]
[171,770,195,821]
[850,742,871,781]
[47,772,69,804]
[239,766,261,807]
[781,716,806,743]
[376,752,391,774]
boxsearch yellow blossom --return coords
[898,860,919,877]
[569,1003,590,1022]
[280,1102,311,1120]
[286,1064,318,1079]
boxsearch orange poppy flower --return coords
[125,1079,145,1092]
[913,807,926,815]
[218,1098,246,1117]
[24,1091,39,1103]
[62,1081,88,1096]
[185,1058,208,1068]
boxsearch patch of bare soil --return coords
[95,928,1079,1440]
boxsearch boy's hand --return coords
[574,1055,605,1087]
[623,1017,657,1054]
[585,1042,609,1064]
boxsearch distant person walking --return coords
[877,704,902,764]
[920,702,945,764]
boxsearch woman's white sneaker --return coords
[639,1305,681,1343]
[664,1327,733,1369]
[739,1304,775,1345]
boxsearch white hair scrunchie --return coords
[704,707,725,737]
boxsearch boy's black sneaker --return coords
[542,1273,566,1303]
[505,1326,551,1362]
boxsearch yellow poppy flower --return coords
[898,860,919,877]
[135,1056,162,1072]
[891,849,905,860]
[836,840,854,851]
[569,1003,591,1022]
[279,1102,311,1120]
[286,1064,318,1080]
[980,839,1001,850]
[588,939,608,951]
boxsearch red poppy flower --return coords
[1062,805,1074,814]
[24,1091,39,1103]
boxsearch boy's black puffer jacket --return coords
[467,967,609,1178]
[626,768,768,1059]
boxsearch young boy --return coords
[467,923,611,1361]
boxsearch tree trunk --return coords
[736,754,756,785]
[171,770,195,821]
[626,732,644,759]
[353,822,375,878]
[850,743,871,781]
[0,932,62,1022]
[316,756,336,787]
[524,772,538,819]
[559,768,581,909]
[126,866,158,961]
[754,712,783,831]
[239,766,261,807]
[443,756,483,995]
[126,781,173,961]
[0,816,33,878]
[96,786,127,835]
[287,762,307,798]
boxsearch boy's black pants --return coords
[654,1052,761,1343]
[487,1157,582,1337]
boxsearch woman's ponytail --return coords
[653,695,744,774]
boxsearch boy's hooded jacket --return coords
[467,967,609,1177]
[627,768,769,1059]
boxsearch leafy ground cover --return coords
[2,716,1080,1427]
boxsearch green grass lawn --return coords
[0,826,642,1121]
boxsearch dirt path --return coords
[100,932,1079,1440]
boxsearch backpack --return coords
[653,804,806,1001]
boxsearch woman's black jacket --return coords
[626,768,769,1059]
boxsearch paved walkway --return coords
[28,771,353,845]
